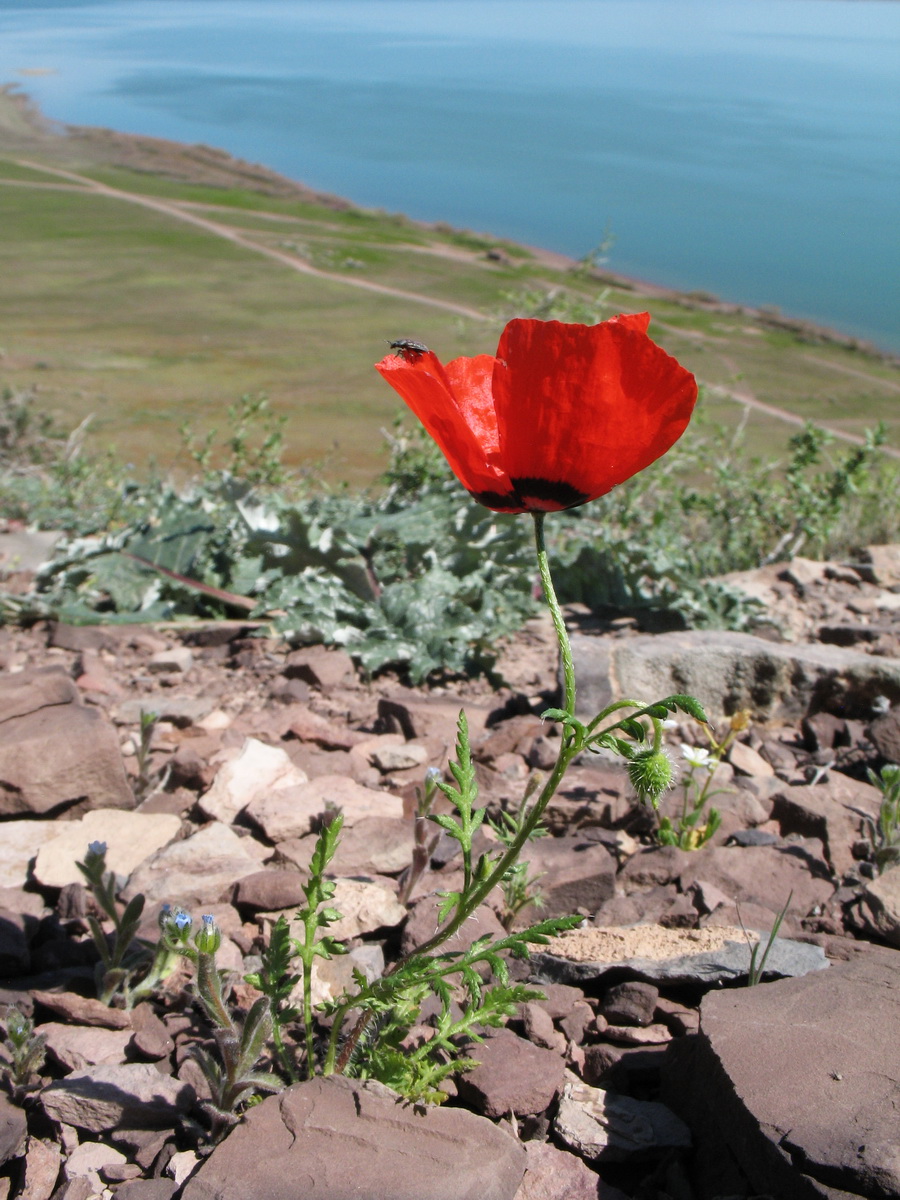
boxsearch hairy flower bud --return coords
[194,914,221,955]
[159,904,192,942]
[628,748,674,808]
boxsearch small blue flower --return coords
[87,840,107,857]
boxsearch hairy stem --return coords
[332,512,579,1073]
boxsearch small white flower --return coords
[681,743,712,770]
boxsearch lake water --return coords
[1,0,898,351]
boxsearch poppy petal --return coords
[375,352,515,502]
[493,316,696,507]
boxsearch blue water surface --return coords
[0,0,898,350]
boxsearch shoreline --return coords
[2,84,897,365]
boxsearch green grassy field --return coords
[0,89,897,486]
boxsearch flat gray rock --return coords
[532,928,828,988]
[554,1078,691,1162]
[678,945,900,1198]
[573,629,900,722]
[40,1063,195,1132]
[180,1076,526,1200]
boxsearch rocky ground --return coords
[1,542,900,1200]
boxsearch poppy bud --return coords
[628,748,674,807]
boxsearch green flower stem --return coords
[533,512,575,717]
[330,513,580,1074]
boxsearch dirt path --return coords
[11,160,488,322]
[800,353,900,393]
[6,162,898,461]
[706,380,900,460]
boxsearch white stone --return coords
[121,821,266,908]
[64,1140,127,1187]
[33,809,181,888]
[246,775,403,842]
[0,819,57,888]
[198,738,308,824]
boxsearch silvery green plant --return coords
[862,763,900,873]
[161,909,283,1141]
[76,841,180,1007]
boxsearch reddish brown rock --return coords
[458,1028,566,1119]
[181,1076,526,1200]
[516,1140,629,1200]
[673,945,900,1199]
[0,668,133,816]
[772,777,881,877]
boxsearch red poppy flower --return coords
[375,314,697,513]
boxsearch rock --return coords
[401,895,506,957]
[516,1140,629,1200]
[197,738,308,824]
[673,944,900,1199]
[165,1149,201,1186]
[532,923,828,988]
[115,695,215,727]
[320,877,405,940]
[63,1141,128,1189]
[283,704,366,750]
[377,690,491,743]
[112,1183,177,1200]
[554,1078,691,1162]
[558,1002,594,1045]
[245,775,403,842]
[771,777,881,878]
[854,543,900,588]
[32,809,181,889]
[520,1002,566,1053]
[598,981,659,1027]
[369,742,430,772]
[293,943,384,1009]
[19,1135,61,1200]
[0,1092,27,1167]
[148,648,193,674]
[0,668,133,817]
[180,1076,526,1200]
[121,821,266,909]
[232,869,307,913]
[729,740,775,777]
[857,865,900,945]
[0,819,58,888]
[678,843,836,925]
[128,1004,174,1062]
[869,707,900,763]
[573,630,900,722]
[114,1183,178,1200]
[31,991,132,1030]
[458,1028,566,1119]
[282,646,356,690]
[41,1023,133,1072]
[41,1063,195,1132]
[0,907,31,975]
[582,1044,624,1087]
[516,835,616,919]
[50,1181,94,1200]
[330,815,416,876]
[276,877,403,946]
[0,528,62,574]
[603,1023,671,1046]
